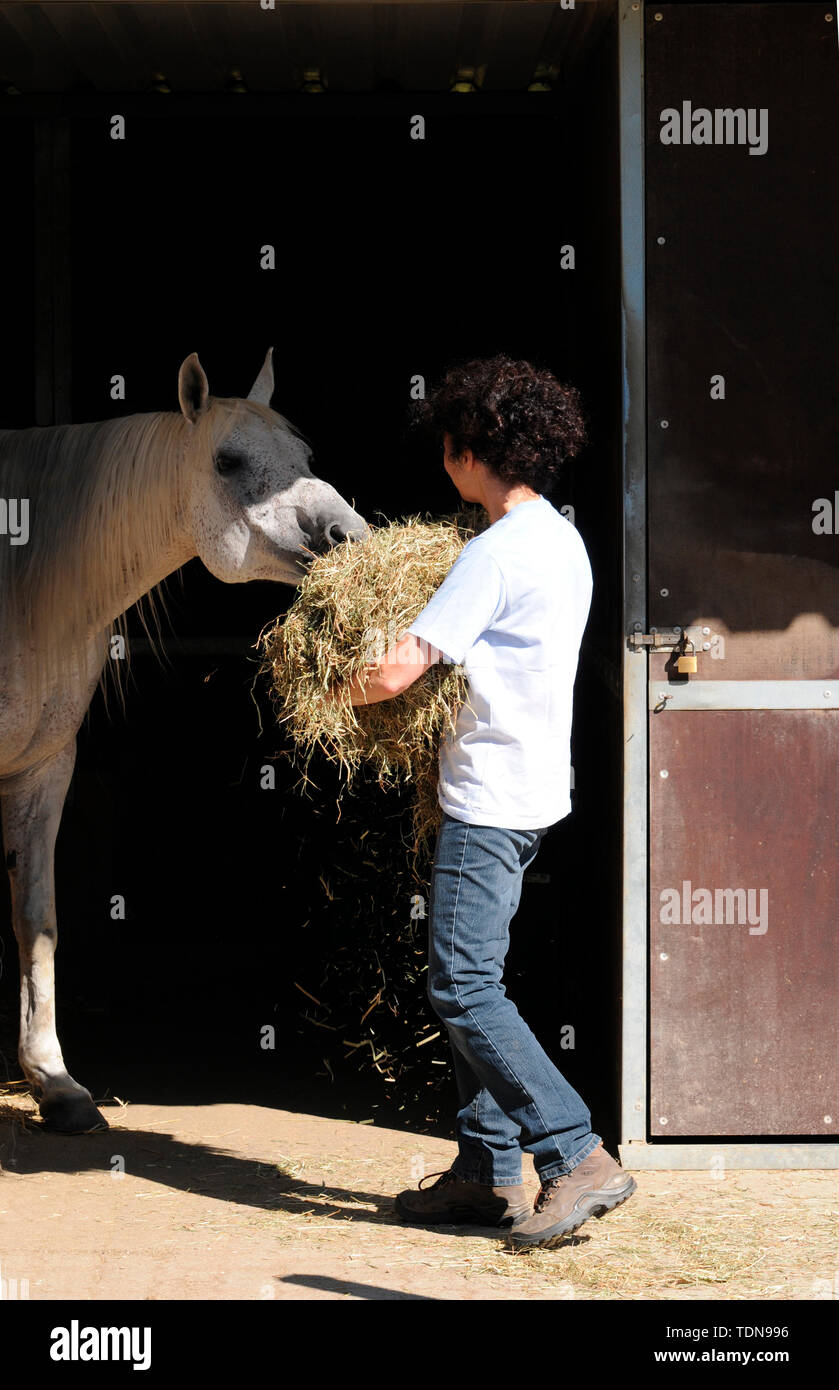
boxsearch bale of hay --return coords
[258,506,487,859]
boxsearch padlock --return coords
[676,637,698,675]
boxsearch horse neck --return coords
[85,410,198,622]
[0,410,199,649]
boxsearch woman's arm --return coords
[333,632,441,706]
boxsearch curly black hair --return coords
[408,353,588,492]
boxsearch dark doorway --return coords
[0,10,623,1144]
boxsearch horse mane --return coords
[0,394,279,716]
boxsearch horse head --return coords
[178,348,367,585]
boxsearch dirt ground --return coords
[1,1091,837,1301]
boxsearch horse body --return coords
[0,350,366,1131]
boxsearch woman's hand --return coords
[325,674,367,708]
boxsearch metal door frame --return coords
[617,0,838,1171]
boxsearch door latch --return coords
[628,627,698,674]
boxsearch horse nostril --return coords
[323,520,364,547]
[320,522,342,548]
[299,513,365,555]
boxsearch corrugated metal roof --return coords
[0,2,611,95]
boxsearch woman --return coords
[332,354,636,1248]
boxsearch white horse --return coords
[0,349,366,1132]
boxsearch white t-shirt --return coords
[407,495,593,829]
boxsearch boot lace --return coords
[417,1169,462,1191]
[534,1176,564,1212]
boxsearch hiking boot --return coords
[395,1169,531,1228]
[508,1143,636,1249]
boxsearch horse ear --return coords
[247,346,274,405]
[178,353,209,423]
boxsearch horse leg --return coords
[1,739,108,1132]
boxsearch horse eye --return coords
[215,450,245,475]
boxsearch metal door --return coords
[620,2,838,1166]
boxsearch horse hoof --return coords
[40,1093,109,1134]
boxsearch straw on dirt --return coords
[258,507,487,859]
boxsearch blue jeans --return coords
[426,810,602,1185]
